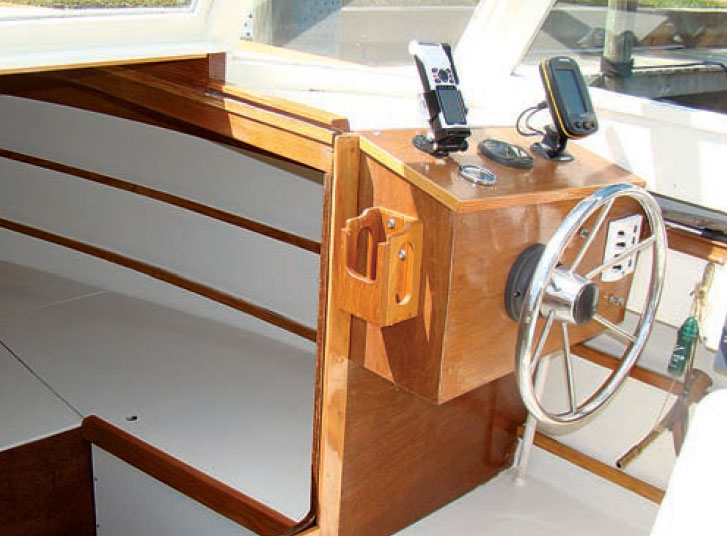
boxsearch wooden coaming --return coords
[60,66,336,171]
[0,55,348,172]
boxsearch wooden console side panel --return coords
[441,199,638,401]
[0,428,96,536]
[349,155,454,401]
[337,364,526,536]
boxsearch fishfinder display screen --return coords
[436,86,467,125]
[554,68,587,115]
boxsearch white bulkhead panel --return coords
[93,447,257,536]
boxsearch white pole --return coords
[512,353,551,485]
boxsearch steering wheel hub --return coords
[542,268,600,326]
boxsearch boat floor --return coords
[0,260,315,522]
[400,443,659,536]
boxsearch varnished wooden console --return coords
[342,128,644,403]
[318,127,648,536]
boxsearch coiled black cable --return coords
[516,101,548,137]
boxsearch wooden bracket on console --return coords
[338,208,423,326]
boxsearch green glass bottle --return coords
[668,316,699,377]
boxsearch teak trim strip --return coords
[0,54,207,78]
[573,343,684,395]
[57,68,334,172]
[82,416,296,536]
[315,134,361,535]
[0,147,321,254]
[666,226,727,265]
[103,67,338,146]
[518,427,665,504]
[0,217,317,342]
[209,81,350,132]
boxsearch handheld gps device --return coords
[531,56,598,162]
[409,40,471,157]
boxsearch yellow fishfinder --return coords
[531,56,598,162]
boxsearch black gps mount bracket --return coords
[531,124,573,163]
[412,86,471,158]
[413,129,470,158]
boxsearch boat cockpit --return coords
[1,2,726,536]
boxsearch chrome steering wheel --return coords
[509,184,666,427]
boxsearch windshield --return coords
[246,0,478,67]
[0,0,191,18]
[521,1,727,113]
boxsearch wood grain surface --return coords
[337,365,526,536]
[666,226,727,265]
[316,135,362,535]
[439,198,638,401]
[59,65,336,171]
[0,428,96,536]
[339,208,423,326]
[349,154,454,400]
[359,128,643,213]
[209,81,350,132]
[0,54,207,78]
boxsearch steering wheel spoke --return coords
[593,314,637,344]
[570,198,614,273]
[585,234,656,280]
[560,323,578,414]
[531,311,556,375]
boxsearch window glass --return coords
[0,0,191,20]
[522,1,727,113]
[248,0,478,67]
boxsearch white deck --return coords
[399,445,659,536]
[0,260,316,522]
[0,336,80,452]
